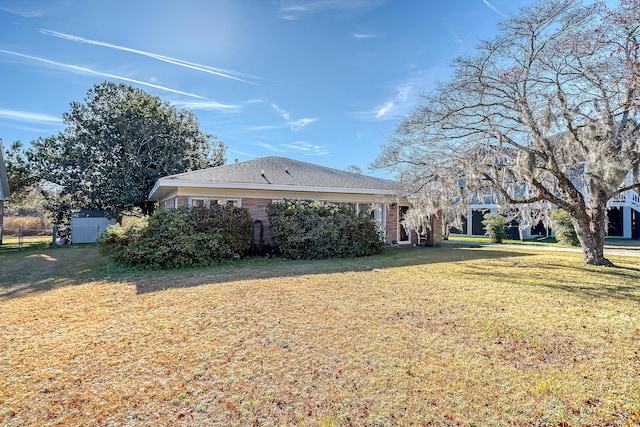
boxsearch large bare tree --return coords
[374,0,639,266]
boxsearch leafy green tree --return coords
[29,81,226,216]
[4,141,38,205]
[345,165,363,174]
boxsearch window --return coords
[189,197,241,208]
[373,204,385,223]
[191,198,205,208]
[357,203,385,233]
[331,202,356,211]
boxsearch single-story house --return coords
[0,140,11,241]
[148,156,442,246]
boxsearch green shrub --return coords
[550,209,580,246]
[266,199,384,259]
[99,216,148,262]
[191,206,253,255]
[481,212,507,243]
[99,206,252,269]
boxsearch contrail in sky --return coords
[482,0,507,17]
[40,29,258,85]
[0,49,210,99]
[0,108,62,123]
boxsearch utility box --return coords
[71,210,116,243]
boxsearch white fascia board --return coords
[150,179,401,199]
[148,180,161,200]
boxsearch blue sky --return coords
[0,0,533,177]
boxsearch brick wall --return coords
[385,203,398,243]
[242,198,274,244]
[410,213,443,247]
[385,204,443,247]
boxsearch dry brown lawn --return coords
[1,245,639,426]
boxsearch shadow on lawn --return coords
[535,262,640,303]
[0,245,531,301]
[129,246,533,295]
[0,245,110,300]
[462,258,640,303]
[5,245,638,302]
[0,245,529,299]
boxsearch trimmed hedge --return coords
[266,199,384,259]
[99,206,252,269]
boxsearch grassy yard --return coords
[0,235,52,252]
[1,245,639,426]
[448,235,640,248]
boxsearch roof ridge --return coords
[166,156,395,184]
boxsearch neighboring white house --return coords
[451,175,640,240]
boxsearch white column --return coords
[623,206,632,239]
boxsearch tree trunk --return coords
[572,206,614,267]
[0,200,4,245]
[140,200,156,216]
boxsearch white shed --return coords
[71,210,116,243]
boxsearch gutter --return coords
[149,179,402,200]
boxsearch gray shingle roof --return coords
[161,156,398,192]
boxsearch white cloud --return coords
[289,117,316,131]
[373,82,413,119]
[270,103,317,131]
[355,66,451,122]
[277,0,384,20]
[375,102,394,119]
[253,141,286,152]
[281,141,328,156]
[353,33,377,39]
[228,149,257,159]
[446,26,465,55]
[0,5,46,17]
[271,103,290,121]
[246,124,282,131]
